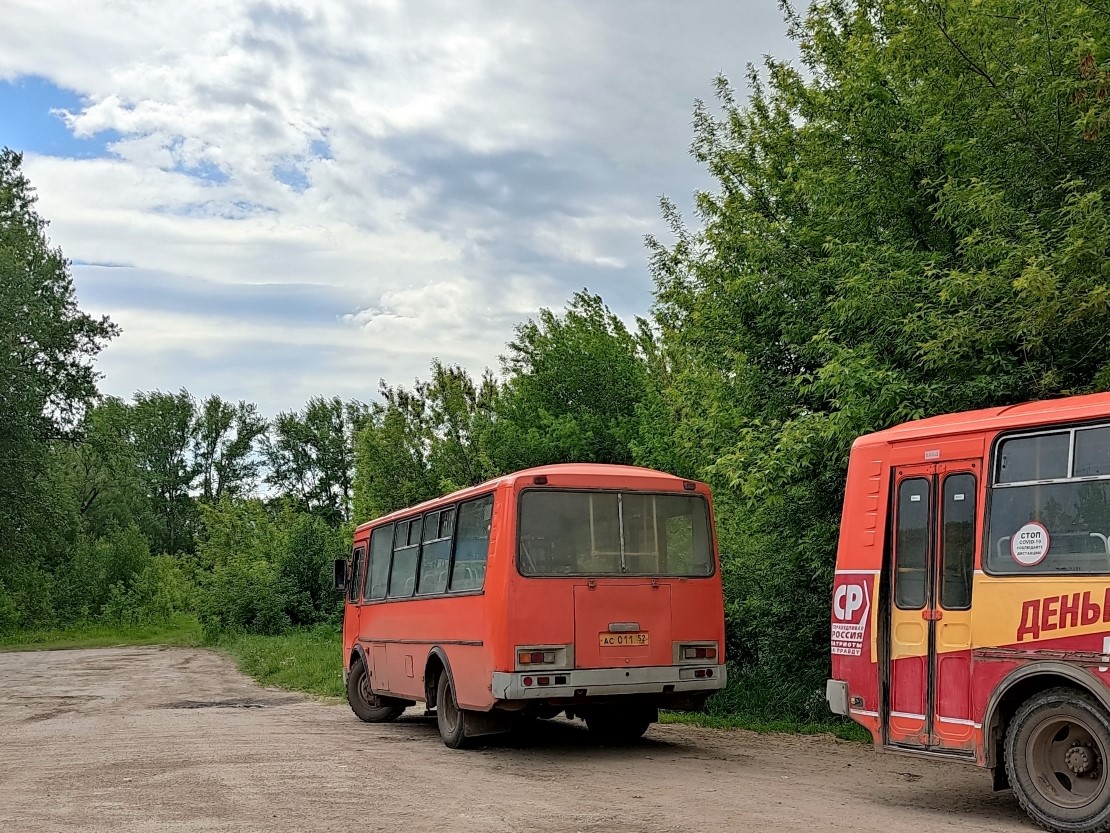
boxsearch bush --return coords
[101,556,195,626]
[274,511,345,627]
[196,499,345,637]
[62,525,153,620]
[0,585,18,636]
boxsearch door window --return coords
[939,474,976,610]
[894,478,930,609]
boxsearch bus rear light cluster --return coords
[683,646,717,660]
[518,650,557,665]
[521,675,568,687]
[693,668,714,679]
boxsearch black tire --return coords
[1006,687,1110,833]
[346,659,405,723]
[436,671,474,749]
[584,705,656,744]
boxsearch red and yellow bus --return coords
[337,463,726,748]
[828,392,1110,832]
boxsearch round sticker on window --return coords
[1011,521,1050,567]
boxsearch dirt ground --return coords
[0,647,1034,833]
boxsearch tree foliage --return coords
[0,149,117,572]
[485,290,648,472]
[265,397,367,525]
[644,0,1110,716]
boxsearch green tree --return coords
[0,148,116,586]
[353,361,496,521]
[646,0,1110,718]
[130,389,198,554]
[60,397,150,537]
[265,397,367,525]
[193,395,267,502]
[485,290,648,472]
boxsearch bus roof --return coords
[853,391,1110,449]
[353,463,697,533]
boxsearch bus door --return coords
[343,544,366,649]
[886,460,979,753]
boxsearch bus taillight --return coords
[518,650,557,665]
[682,645,717,660]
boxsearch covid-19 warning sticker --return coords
[1012,521,1050,567]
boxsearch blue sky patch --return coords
[0,75,119,158]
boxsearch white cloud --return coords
[4,0,793,413]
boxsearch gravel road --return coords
[0,647,1033,832]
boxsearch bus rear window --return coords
[518,490,713,577]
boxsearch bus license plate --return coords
[599,632,649,647]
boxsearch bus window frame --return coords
[348,545,366,605]
[415,506,458,596]
[356,489,496,605]
[514,487,718,579]
[983,420,1110,577]
[938,471,976,612]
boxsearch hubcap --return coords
[1027,716,1108,809]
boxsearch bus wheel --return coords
[584,705,656,744]
[346,660,405,724]
[1006,687,1110,833]
[436,672,474,749]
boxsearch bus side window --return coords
[895,478,929,609]
[389,518,421,598]
[367,523,394,601]
[418,508,453,595]
[451,495,493,592]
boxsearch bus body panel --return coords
[342,464,727,719]
[830,391,1110,768]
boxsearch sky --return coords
[1,0,794,417]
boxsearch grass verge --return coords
[217,625,344,699]
[659,710,870,741]
[0,613,203,652]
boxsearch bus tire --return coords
[346,659,405,724]
[1006,686,1110,833]
[584,705,656,744]
[436,670,474,749]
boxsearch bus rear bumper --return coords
[491,665,727,700]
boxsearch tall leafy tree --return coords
[485,290,648,472]
[0,149,117,571]
[193,395,267,502]
[130,389,198,554]
[266,397,367,525]
[61,396,150,536]
[646,0,1110,717]
[353,362,496,521]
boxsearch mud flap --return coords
[992,764,1010,792]
[463,709,513,738]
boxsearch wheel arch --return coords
[424,646,456,709]
[982,662,1110,768]
[346,643,369,685]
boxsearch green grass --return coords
[0,613,203,652]
[659,710,871,741]
[218,625,345,699]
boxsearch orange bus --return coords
[827,392,1110,832]
[336,463,726,748]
